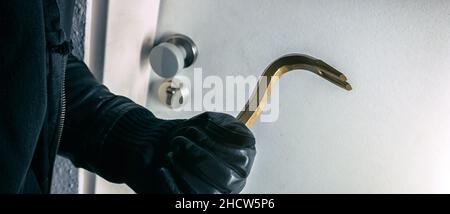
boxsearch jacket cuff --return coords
[92,107,184,183]
[104,107,183,150]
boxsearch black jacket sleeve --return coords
[59,54,182,183]
[60,55,256,193]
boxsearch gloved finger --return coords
[172,126,256,176]
[164,151,223,194]
[152,167,183,194]
[173,112,255,148]
[202,112,255,147]
[169,136,247,193]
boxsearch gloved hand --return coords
[124,112,256,194]
[60,54,256,193]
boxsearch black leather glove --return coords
[150,112,256,194]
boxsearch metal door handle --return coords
[237,54,352,128]
[149,34,198,78]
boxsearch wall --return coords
[151,0,450,193]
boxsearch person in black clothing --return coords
[0,0,256,194]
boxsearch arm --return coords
[60,55,256,193]
[60,54,181,183]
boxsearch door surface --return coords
[92,0,450,193]
[149,0,450,194]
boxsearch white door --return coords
[87,0,450,193]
